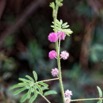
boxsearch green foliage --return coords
[10,71,57,103]
[90,44,103,62]
[44,90,57,96]
[97,86,103,103]
[55,0,63,7]
[51,19,73,36]
[50,2,56,10]
[50,0,63,9]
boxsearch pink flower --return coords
[51,68,59,77]
[49,50,57,59]
[64,89,72,98]
[64,90,72,103]
[48,32,58,42]
[60,51,69,60]
[57,31,66,40]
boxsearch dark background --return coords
[0,0,103,103]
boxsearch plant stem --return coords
[38,78,59,83]
[53,1,65,103]
[56,42,65,103]
[71,97,103,102]
[39,93,51,103]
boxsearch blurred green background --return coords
[0,0,103,102]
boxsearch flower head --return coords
[48,32,58,42]
[49,50,57,59]
[51,68,59,77]
[57,31,66,40]
[60,51,69,60]
[64,89,72,98]
[64,90,72,103]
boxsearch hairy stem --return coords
[56,42,65,103]
[53,1,65,103]
[71,98,103,102]
[38,78,59,83]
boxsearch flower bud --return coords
[49,50,57,59]
[48,32,58,42]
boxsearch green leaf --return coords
[29,93,38,103]
[50,2,55,9]
[60,19,63,25]
[41,86,49,91]
[38,82,49,91]
[13,87,26,95]
[97,86,103,103]
[62,22,68,27]
[56,0,63,7]
[56,19,61,25]
[20,91,29,102]
[33,71,38,81]
[9,83,26,90]
[38,82,48,88]
[19,78,30,83]
[35,84,43,94]
[97,86,102,97]
[51,19,73,36]
[63,29,73,36]
[44,90,57,96]
[25,75,34,82]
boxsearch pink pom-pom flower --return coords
[64,89,72,103]
[57,31,66,40]
[49,50,57,59]
[51,68,59,77]
[64,89,72,98]
[48,32,58,42]
[60,51,69,60]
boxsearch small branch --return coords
[38,78,59,83]
[71,97,103,102]
[39,93,51,103]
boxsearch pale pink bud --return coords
[48,32,58,42]
[64,90,72,103]
[49,50,57,59]
[57,31,66,40]
[64,89,72,98]
[60,51,69,60]
[51,68,59,77]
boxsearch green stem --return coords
[38,78,59,83]
[56,42,65,103]
[39,93,51,103]
[71,98,103,102]
[53,1,65,103]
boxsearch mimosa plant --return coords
[10,0,103,103]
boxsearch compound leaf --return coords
[44,90,57,96]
